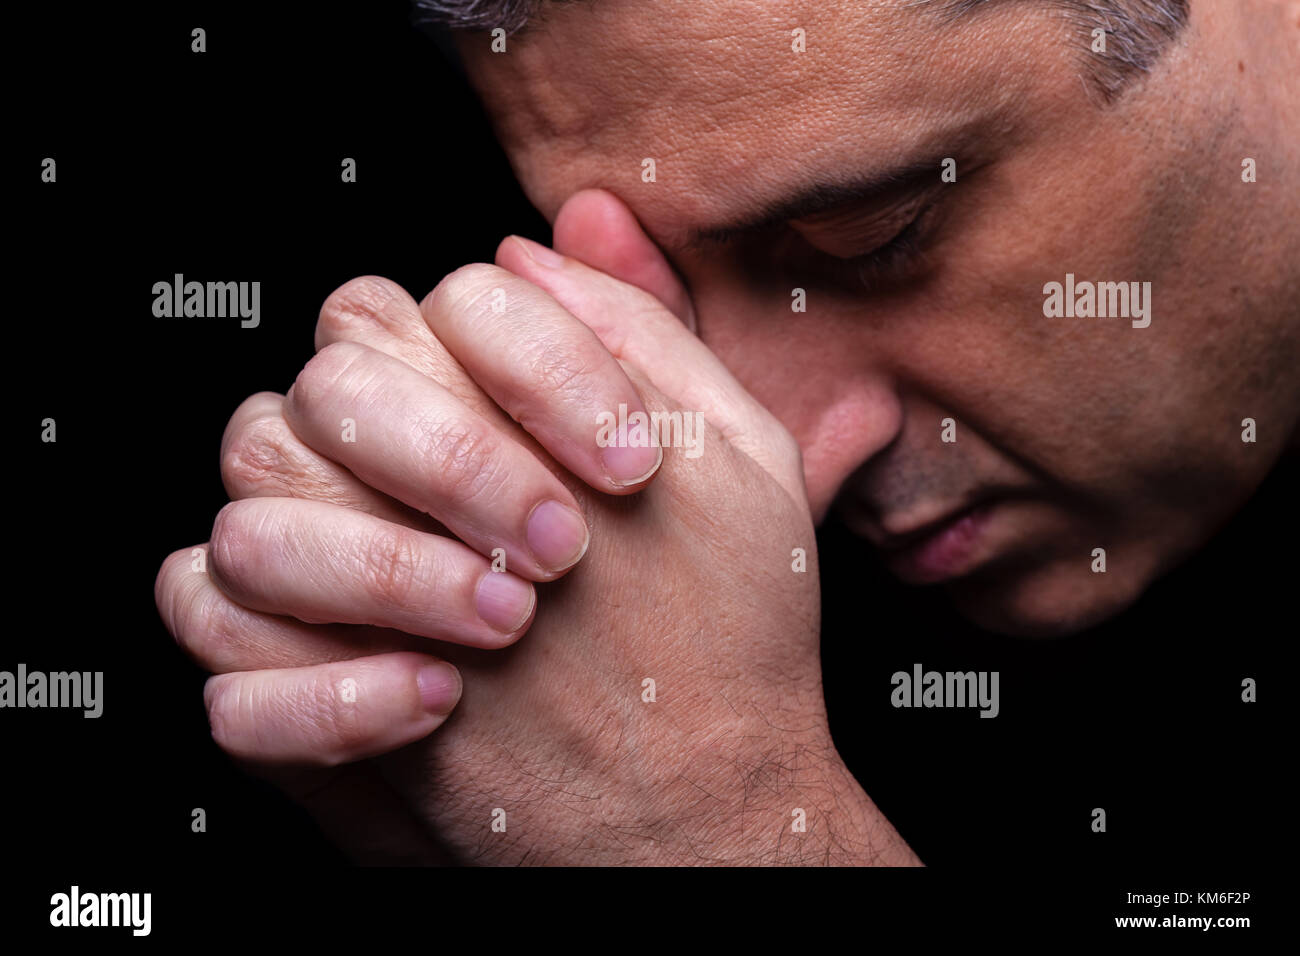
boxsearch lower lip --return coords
[885,506,991,584]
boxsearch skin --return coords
[155,0,1298,862]
[161,226,917,864]
[465,0,1299,635]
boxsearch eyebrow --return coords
[686,156,946,249]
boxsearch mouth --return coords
[875,501,995,584]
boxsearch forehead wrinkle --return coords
[480,0,923,139]
[471,0,1063,234]
[491,29,921,215]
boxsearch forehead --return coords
[460,0,1063,244]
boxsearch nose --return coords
[684,281,904,523]
[783,372,904,523]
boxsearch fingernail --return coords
[526,499,590,573]
[475,571,536,634]
[417,663,462,716]
[512,236,565,268]
[601,441,663,487]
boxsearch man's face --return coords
[459,0,1299,635]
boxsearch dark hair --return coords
[411,0,1190,103]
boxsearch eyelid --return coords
[789,187,941,259]
[816,198,943,292]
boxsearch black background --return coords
[8,0,1275,939]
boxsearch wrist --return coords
[621,723,919,866]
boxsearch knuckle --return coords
[292,340,372,414]
[182,587,251,671]
[296,673,362,766]
[316,275,402,346]
[156,549,218,659]
[222,412,350,505]
[203,675,241,754]
[209,500,271,595]
[359,524,423,610]
[227,390,283,419]
[526,346,596,397]
[155,549,201,640]
[423,263,508,319]
[221,413,299,498]
[223,392,284,439]
[414,416,504,504]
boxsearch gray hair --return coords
[937,0,1189,101]
[412,0,1190,103]
[412,0,553,34]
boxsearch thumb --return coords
[494,234,804,502]
[551,188,698,332]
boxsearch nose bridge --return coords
[697,292,906,519]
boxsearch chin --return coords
[946,563,1150,639]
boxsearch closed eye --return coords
[801,199,941,293]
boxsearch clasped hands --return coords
[155,189,917,866]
